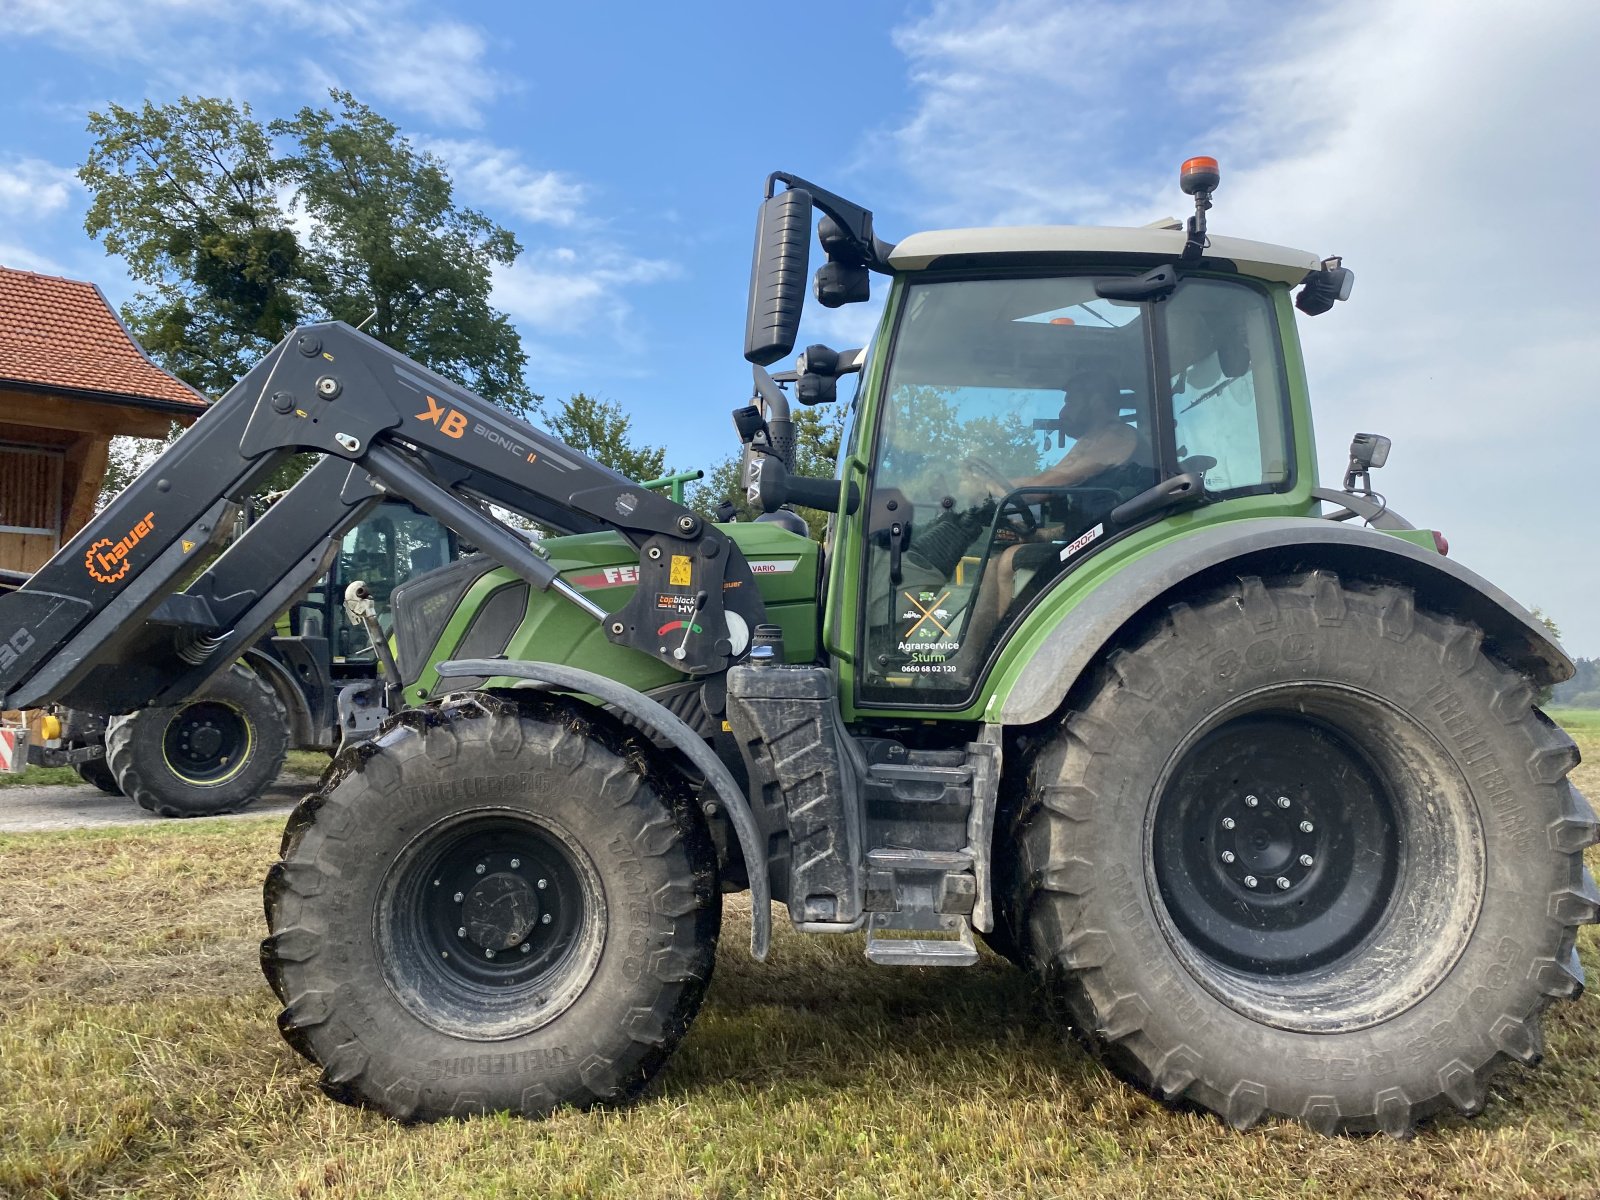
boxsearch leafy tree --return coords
[547,393,666,482]
[81,97,302,395]
[272,92,530,411]
[80,91,533,412]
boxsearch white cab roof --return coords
[887,224,1322,285]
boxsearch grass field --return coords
[1,721,1597,1199]
[0,750,330,791]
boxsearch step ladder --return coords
[861,753,984,967]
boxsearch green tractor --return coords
[4,158,1591,1137]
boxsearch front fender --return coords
[993,517,1571,726]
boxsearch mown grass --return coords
[0,752,328,792]
[1,722,1598,1199]
[0,764,82,789]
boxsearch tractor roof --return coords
[887,224,1322,285]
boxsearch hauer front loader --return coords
[2,158,1592,1136]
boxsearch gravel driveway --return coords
[0,773,316,833]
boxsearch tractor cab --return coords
[855,247,1304,704]
[740,163,1352,713]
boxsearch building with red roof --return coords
[0,265,208,577]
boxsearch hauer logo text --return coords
[86,512,156,583]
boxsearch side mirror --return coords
[744,188,813,366]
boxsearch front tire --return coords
[106,663,289,817]
[1002,571,1598,1136]
[261,693,720,1122]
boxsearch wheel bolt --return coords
[541,912,553,924]
[1220,850,1236,864]
[1244,875,1258,888]
[537,878,548,890]
[1299,854,1314,867]
[1221,817,1236,830]
[1276,876,1291,889]
[1277,796,1291,809]
[485,948,495,959]
[1299,820,1314,833]
[1244,795,1259,807]
[510,858,521,868]
[475,863,486,875]
[520,943,531,953]
[457,927,466,938]
[453,891,464,903]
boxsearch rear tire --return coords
[261,692,720,1122]
[106,664,289,817]
[1002,571,1599,1136]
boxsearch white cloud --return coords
[419,139,587,226]
[492,247,676,336]
[883,0,1600,652]
[0,0,506,126]
[0,158,80,219]
[0,240,66,274]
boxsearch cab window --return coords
[859,276,1159,704]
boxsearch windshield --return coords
[858,273,1287,706]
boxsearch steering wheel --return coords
[963,456,1038,536]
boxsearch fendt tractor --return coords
[1,159,1594,1137]
[33,499,457,816]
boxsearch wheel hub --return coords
[1214,793,1318,893]
[462,871,540,950]
[185,722,224,760]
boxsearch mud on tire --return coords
[999,571,1599,1136]
[261,692,721,1122]
[106,663,289,817]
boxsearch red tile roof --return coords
[0,265,208,411]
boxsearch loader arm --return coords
[0,321,765,712]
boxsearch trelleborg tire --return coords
[1001,570,1599,1136]
[105,663,289,817]
[261,692,721,1122]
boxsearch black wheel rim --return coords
[162,700,252,786]
[378,809,605,1039]
[1145,683,1484,1033]
[1152,712,1399,975]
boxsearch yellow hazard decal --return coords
[181,539,196,554]
[669,555,692,586]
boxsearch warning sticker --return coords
[669,554,693,586]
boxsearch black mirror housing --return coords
[744,189,813,365]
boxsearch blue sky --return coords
[3,0,1598,652]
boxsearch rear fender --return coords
[993,517,1571,726]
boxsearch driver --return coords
[1012,367,1136,492]
[960,368,1140,654]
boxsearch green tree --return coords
[81,97,303,395]
[547,393,667,482]
[80,91,533,412]
[273,92,530,411]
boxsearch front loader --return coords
[2,158,1594,1137]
